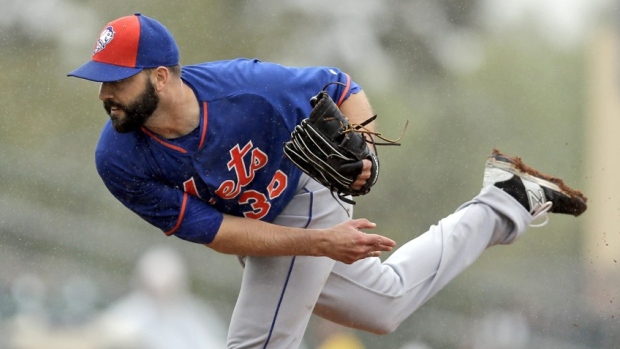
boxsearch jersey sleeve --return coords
[186,59,362,132]
[247,61,363,129]
[95,123,222,244]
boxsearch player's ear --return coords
[152,66,170,92]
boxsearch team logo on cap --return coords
[94,26,115,55]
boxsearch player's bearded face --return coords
[103,79,159,133]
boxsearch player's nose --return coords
[98,83,114,101]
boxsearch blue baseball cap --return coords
[68,13,179,82]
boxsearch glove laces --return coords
[319,82,409,148]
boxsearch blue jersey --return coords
[95,58,361,244]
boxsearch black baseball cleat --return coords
[483,149,587,221]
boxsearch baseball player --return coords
[68,13,587,349]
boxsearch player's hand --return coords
[319,218,395,264]
[351,159,373,190]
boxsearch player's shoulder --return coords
[181,58,263,81]
[181,58,283,101]
[182,58,276,73]
[95,121,145,167]
[182,58,350,82]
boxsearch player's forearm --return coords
[206,214,396,264]
[340,90,374,128]
[207,215,326,257]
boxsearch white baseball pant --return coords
[226,174,532,348]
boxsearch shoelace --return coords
[530,201,553,227]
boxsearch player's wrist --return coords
[306,228,331,257]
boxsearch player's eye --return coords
[107,79,128,91]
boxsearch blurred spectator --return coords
[91,245,228,349]
[3,273,50,348]
[57,274,99,326]
[399,341,433,349]
[471,310,530,349]
[315,320,366,349]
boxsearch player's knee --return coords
[370,326,397,335]
[365,319,400,335]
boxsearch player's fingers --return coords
[351,160,372,189]
[350,218,376,230]
[351,179,364,190]
[362,158,373,169]
[365,234,396,250]
[368,251,382,258]
[351,176,369,189]
[359,159,372,178]
[349,220,395,249]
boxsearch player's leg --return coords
[314,193,513,334]
[226,175,351,349]
[227,255,335,349]
[313,150,586,334]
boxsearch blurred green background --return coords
[1,0,618,348]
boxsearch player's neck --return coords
[143,82,200,139]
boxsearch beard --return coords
[104,79,159,133]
